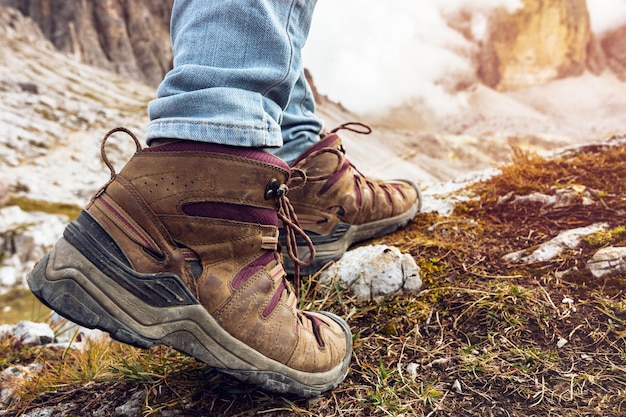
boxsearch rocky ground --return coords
[3,135,626,416]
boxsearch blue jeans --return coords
[147,0,323,164]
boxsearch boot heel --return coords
[27,245,160,349]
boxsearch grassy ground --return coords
[0,288,50,325]
[2,139,626,416]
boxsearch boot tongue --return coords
[292,133,343,166]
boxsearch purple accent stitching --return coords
[100,197,156,252]
[392,183,406,199]
[354,176,362,206]
[183,202,277,226]
[318,159,350,195]
[262,279,286,318]
[232,251,275,290]
[293,134,339,164]
[304,313,326,347]
[368,181,377,209]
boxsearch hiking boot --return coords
[281,124,421,275]
[27,127,351,397]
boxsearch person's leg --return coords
[147,0,313,148]
[27,0,351,397]
[270,70,323,164]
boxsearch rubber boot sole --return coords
[27,236,351,397]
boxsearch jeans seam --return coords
[261,0,296,99]
[151,119,279,132]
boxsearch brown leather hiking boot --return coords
[281,124,421,275]
[27,128,351,397]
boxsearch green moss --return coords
[0,287,50,325]
[7,196,82,220]
[584,226,626,247]
[419,257,448,278]
[612,226,626,239]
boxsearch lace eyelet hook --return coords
[264,178,288,200]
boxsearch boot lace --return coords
[266,182,328,346]
[265,180,316,292]
[299,122,398,210]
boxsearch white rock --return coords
[587,246,626,278]
[503,223,608,264]
[0,206,67,292]
[405,362,419,380]
[0,207,67,259]
[498,191,556,206]
[50,312,108,344]
[115,391,146,417]
[0,264,18,290]
[497,186,597,210]
[1,387,16,406]
[0,324,13,340]
[2,363,43,381]
[1,363,44,407]
[21,408,54,417]
[421,168,497,216]
[318,245,422,302]
[452,379,463,394]
[12,321,55,345]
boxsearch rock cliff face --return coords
[602,25,626,81]
[479,0,593,90]
[0,0,173,86]
[0,5,154,204]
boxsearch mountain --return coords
[0,0,173,86]
[0,6,154,205]
[477,0,593,90]
[602,23,626,80]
